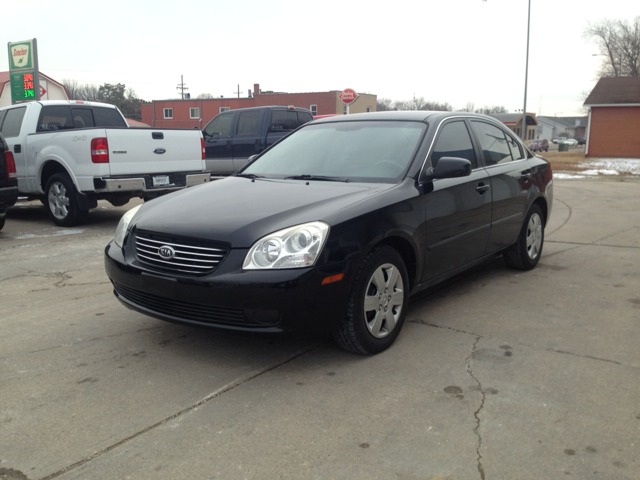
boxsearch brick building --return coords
[584,77,640,158]
[141,83,377,128]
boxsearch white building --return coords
[0,71,69,108]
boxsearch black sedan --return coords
[105,111,553,354]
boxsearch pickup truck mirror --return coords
[422,157,472,181]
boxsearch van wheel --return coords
[333,246,409,354]
[45,173,87,227]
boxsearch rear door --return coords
[231,109,266,170]
[422,119,492,281]
[202,112,235,174]
[469,120,534,252]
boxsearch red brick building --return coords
[141,83,377,129]
[584,77,640,158]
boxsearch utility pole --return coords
[233,84,241,99]
[176,75,188,100]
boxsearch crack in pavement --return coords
[409,320,627,367]
[466,336,485,480]
[38,341,326,480]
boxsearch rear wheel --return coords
[504,204,544,270]
[45,173,87,227]
[333,246,409,354]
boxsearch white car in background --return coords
[561,138,578,146]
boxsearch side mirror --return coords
[423,157,472,181]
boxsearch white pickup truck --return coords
[0,100,210,226]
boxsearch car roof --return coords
[311,110,509,127]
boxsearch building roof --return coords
[538,116,588,128]
[489,113,538,126]
[584,77,640,105]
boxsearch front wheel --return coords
[45,173,87,227]
[504,204,544,270]
[333,246,409,354]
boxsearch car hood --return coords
[131,177,395,247]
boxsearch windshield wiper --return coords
[284,174,349,183]
[235,173,264,179]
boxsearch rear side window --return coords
[72,108,95,128]
[237,110,263,135]
[431,121,477,169]
[0,107,27,138]
[37,106,74,132]
[93,107,126,127]
[506,133,524,160]
[471,121,512,166]
[270,110,298,131]
[297,112,313,126]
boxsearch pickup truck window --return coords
[237,110,262,135]
[38,106,74,131]
[93,107,126,127]
[72,108,95,128]
[203,114,233,138]
[0,107,27,138]
[270,110,298,131]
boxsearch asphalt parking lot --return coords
[1,178,639,480]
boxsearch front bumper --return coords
[104,241,355,335]
[93,172,211,193]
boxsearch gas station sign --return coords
[8,38,40,104]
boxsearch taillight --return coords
[91,137,109,163]
[201,137,206,160]
[4,150,17,179]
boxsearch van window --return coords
[0,107,27,138]
[37,106,74,132]
[93,107,126,127]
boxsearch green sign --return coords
[8,40,34,70]
[8,38,39,103]
[11,71,37,102]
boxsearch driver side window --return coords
[431,121,477,169]
[203,114,233,138]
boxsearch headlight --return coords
[243,222,330,270]
[114,204,142,248]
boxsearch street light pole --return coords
[521,0,531,142]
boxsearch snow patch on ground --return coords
[556,158,640,179]
[15,229,84,240]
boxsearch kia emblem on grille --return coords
[154,148,167,154]
[158,246,175,259]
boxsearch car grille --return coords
[134,231,229,275]
[113,282,249,326]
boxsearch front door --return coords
[422,120,492,281]
[202,112,235,174]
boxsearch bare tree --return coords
[584,17,640,76]
[376,97,394,111]
[197,93,214,99]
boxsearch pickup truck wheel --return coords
[45,173,87,227]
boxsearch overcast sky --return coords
[3,0,638,116]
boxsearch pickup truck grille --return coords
[134,231,229,275]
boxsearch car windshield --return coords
[241,121,426,183]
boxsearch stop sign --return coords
[339,88,358,104]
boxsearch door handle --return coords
[14,144,22,153]
[476,183,490,194]
[520,170,532,181]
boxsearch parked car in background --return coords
[552,137,566,144]
[106,111,553,355]
[0,100,209,226]
[0,132,18,230]
[202,106,313,175]
[575,137,586,145]
[528,139,549,152]
[561,138,578,146]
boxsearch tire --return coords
[45,173,87,227]
[0,214,5,231]
[504,204,544,270]
[333,246,409,354]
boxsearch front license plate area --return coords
[152,175,170,187]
